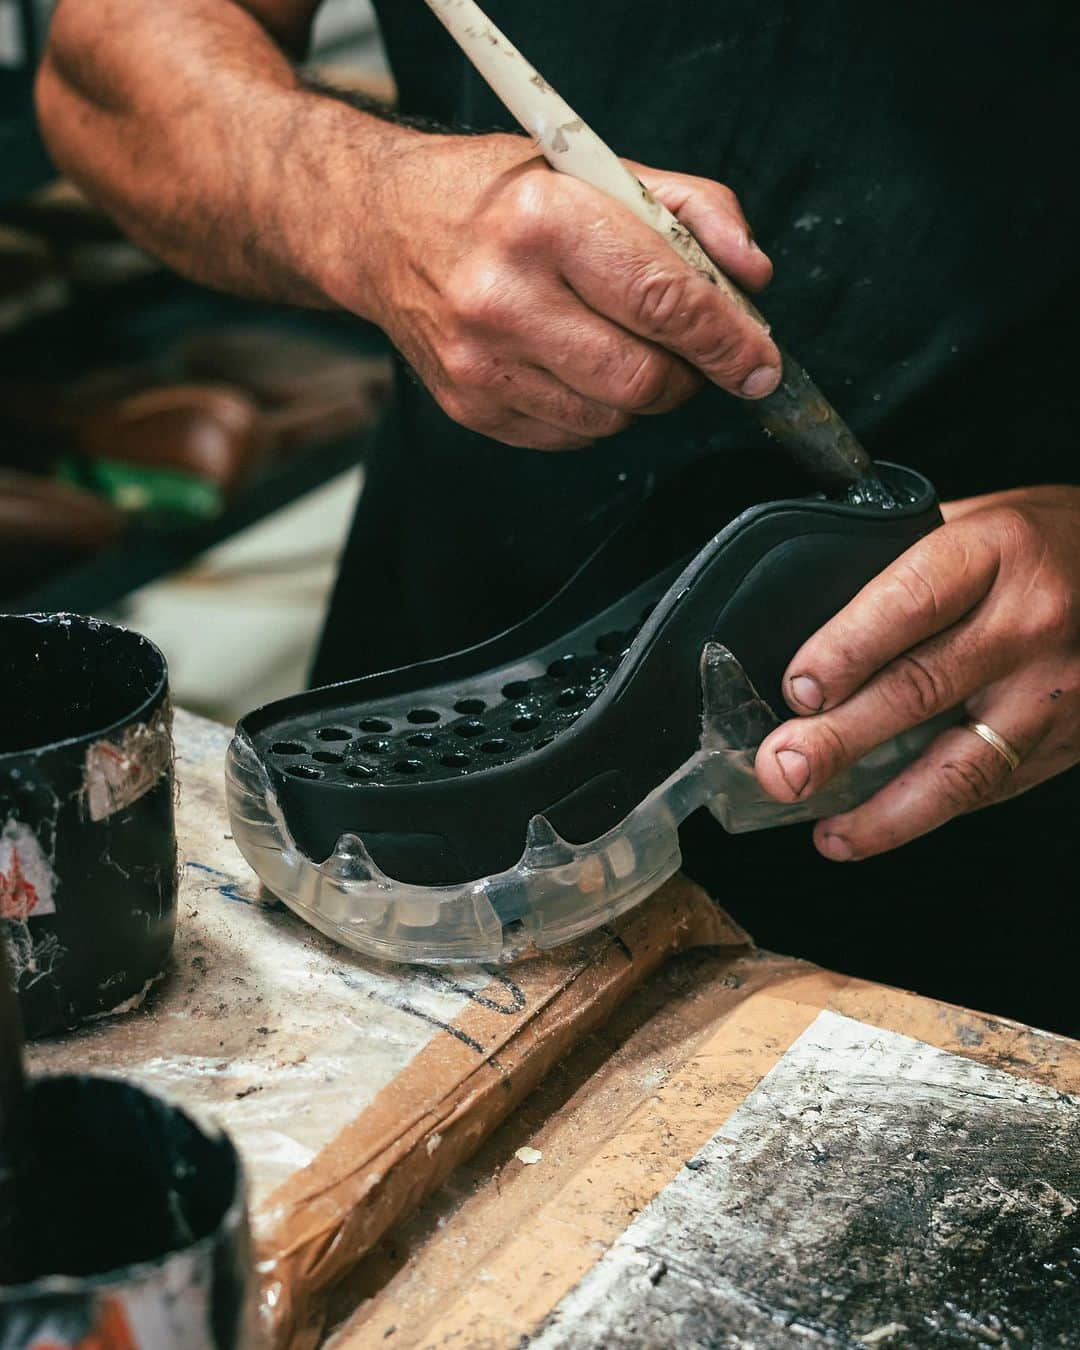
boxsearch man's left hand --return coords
[754,484,1080,859]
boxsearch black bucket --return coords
[0,614,177,1039]
[0,1074,255,1347]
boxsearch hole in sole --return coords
[480,738,509,755]
[346,763,376,780]
[312,750,344,765]
[394,759,426,775]
[440,752,471,768]
[556,687,584,707]
[534,734,555,751]
[454,697,486,714]
[317,726,352,741]
[359,737,391,754]
[407,731,437,748]
[286,764,323,780]
[271,741,306,756]
[407,708,440,724]
[454,719,485,739]
[547,655,577,679]
[359,717,393,733]
[502,680,530,700]
[510,714,540,734]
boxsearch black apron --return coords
[315,2,1079,1031]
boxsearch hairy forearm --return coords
[37,1,784,452]
[36,0,415,313]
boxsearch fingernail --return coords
[775,748,810,798]
[789,674,825,711]
[739,364,781,399]
[819,832,854,862]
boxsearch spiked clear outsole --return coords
[226,644,950,964]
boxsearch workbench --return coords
[28,712,1080,1348]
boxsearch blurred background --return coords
[1,0,392,722]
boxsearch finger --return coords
[756,613,1020,802]
[501,363,634,439]
[513,290,703,414]
[633,166,773,292]
[809,690,1051,861]
[446,264,703,413]
[781,523,1000,716]
[548,179,782,399]
[968,666,1080,799]
[438,333,632,441]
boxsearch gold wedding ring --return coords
[965,720,1021,772]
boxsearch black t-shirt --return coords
[318,0,1078,679]
[315,3,1077,1032]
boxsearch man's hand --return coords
[320,135,778,450]
[754,485,1080,859]
[38,5,776,451]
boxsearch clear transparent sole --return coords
[226,645,949,965]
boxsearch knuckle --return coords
[678,306,763,383]
[884,557,941,626]
[503,175,556,247]
[590,405,633,437]
[881,653,951,720]
[625,264,693,331]
[694,329,757,382]
[993,505,1039,558]
[938,755,997,812]
[439,339,490,389]
[550,392,628,438]
[613,351,671,411]
[445,262,510,330]
[705,183,742,221]
[1022,578,1074,643]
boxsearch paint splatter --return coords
[534,1012,1080,1348]
[83,707,172,822]
[0,819,57,917]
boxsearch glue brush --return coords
[423,0,884,499]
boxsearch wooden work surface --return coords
[27,712,1080,1348]
[25,712,746,1346]
[330,955,1080,1348]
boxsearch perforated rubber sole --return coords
[228,460,943,964]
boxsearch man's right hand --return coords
[37,1,777,451]
[321,134,780,450]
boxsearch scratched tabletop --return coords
[330,955,1080,1349]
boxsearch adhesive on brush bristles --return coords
[841,470,914,511]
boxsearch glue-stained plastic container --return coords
[0,1074,256,1348]
[0,614,177,1038]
